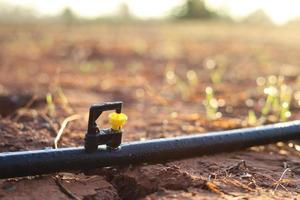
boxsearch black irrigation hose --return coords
[1,120,300,179]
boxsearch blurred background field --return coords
[1,0,300,199]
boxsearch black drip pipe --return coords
[1,120,300,179]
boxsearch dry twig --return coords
[53,114,81,149]
[273,168,291,194]
[54,176,81,200]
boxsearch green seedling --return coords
[186,70,198,87]
[56,86,73,113]
[181,69,199,99]
[292,75,300,108]
[294,91,300,107]
[260,75,293,122]
[165,66,187,99]
[279,84,292,121]
[261,86,279,116]
[165,67,199,100]
[179,70,199,100]
[57,87,68,106]
[210,69,223,84]
[203,87,222,120]
[247,110,258,126]
[177,80,189,100]
[165,66,177,85]
[46,92,56,116]
[205,58,227,84]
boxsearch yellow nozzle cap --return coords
[108,112,128,131]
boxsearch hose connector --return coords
[109,112,128,131]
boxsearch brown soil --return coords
[1,23,300,199]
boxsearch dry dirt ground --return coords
[1,23,300,199]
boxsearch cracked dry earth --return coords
[1,23,300,199]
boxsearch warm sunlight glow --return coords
[3,0,300,24]
[207,0,300,24]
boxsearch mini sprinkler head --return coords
[109,112,128,131]
[84,101,126,152]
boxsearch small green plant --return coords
[56,86,73,113]
[46,92,56,116]
[176,79,190,100]
[165,67,199,100]
[186,70,198,87]
[57,87,68,106]
[180,69,199,99]
[205,57,227,84]
[203,86,222,120]
[261,85,279,116]
[259,75,292,122]
[246,110,258,126]
[279,84,292,121]
[165,65,177,85]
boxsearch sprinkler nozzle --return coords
[109,112,128,131]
